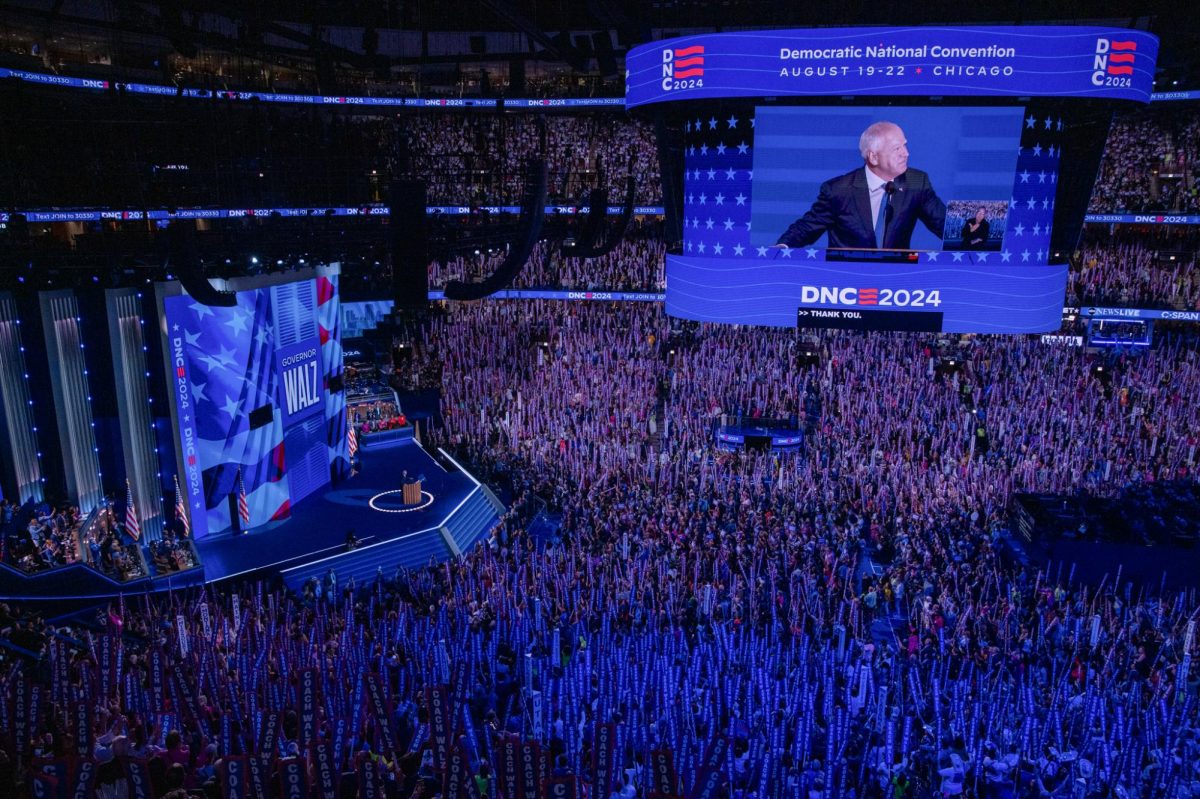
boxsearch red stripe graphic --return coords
[674,45,705,57]
[673,57,705,68]
[1110,41,1137,51]
[674,68,705,78]
[1107,53,1135,63]
[1106,66,1134,75]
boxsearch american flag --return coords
[237,469,251,526]
[174,474,190,536]
[348,424,358,458]
[124,480,141,541]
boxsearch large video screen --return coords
[751,106,1023,252]
[666,103,1069,333]
[161,275,343,537]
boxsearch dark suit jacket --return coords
[777,167,946,250]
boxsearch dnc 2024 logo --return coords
[1092,38,1136,87]
[661,45,705,90]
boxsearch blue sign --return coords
[275,339,324,426]
[1084,213,1200,225]
[663,252,1068,333]
[0,205,666,224]
[626,27,1159,107]
[1082,306,1200,322]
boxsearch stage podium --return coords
[402,478,423,505]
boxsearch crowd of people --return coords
[1068,230,1200,309]
[1088,106,1200,214]
[1,499,83,572]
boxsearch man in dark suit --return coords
[774,121,946,250]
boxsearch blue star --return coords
[224,310,250,336]
[725,168,737,180]
[695,118,702,131]
[716,142,727,155]
[712,243,724,255]
[1050,173,1057,184]
[780,246,791,257]
[1038,171,1047,183]
[1042,198,1051,210]
[745,221,751,232]
[1013,223,1025,236]
[1033,223,1042,236]
[198,352,225,373]
[184,329,201,347]
[707,169,717,180]
[686,241,693,252]
[733,244,745,256]
[191,380,209,404]
[737,141,749,155]
[806,248,818,259]
[699,193,707,204]
[952,252,964,262]
[1026,198,1037,210]
[750,117,755,128]
[726,115,738,128]
[700,144,709,156]
[1043,116,1053,130]
[756,246,768,257]
[977,252,989,263]
[1019,171,1031,183]
[747,170,752,180]
[697,242,706,254]
[927,251,939,261]
[1036,249,1045,261]
[172,323,180,332]
[190,302,214,320]
[216,344,239,368]
[684,121,692,133]
[723,218,734,231]
[1021,250,1031,262]
[687,193,695,204]
[1032,144,1043,157]
[734,193,747,206]
[1025,114,1037,129]
[1001,250,1012,263]
[708,117,718,130]
[714,193,725,205]
[705,218,715,230]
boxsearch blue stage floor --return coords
[194,441,476,581]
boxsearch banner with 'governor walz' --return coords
[625,26,1158,107]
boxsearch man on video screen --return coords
[774,121,946,250]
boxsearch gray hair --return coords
[859,121,898,161]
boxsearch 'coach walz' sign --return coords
[275,339,324,425]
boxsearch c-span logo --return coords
[1092,38,1136,86]
[662,45,705,90]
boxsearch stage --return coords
[0,441,503,602]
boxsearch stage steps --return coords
[280,528,451,593]
[441,488,501,556]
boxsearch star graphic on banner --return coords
[716,142,727,155]
[183,414,191,423]
[700,144,709,156]
[1021,250,1031,262]
[1042,198,1052,210]
[715,193,725,205]
[692,217,700,228]
[1013,223,1025,236]
[713,243,724,255]
[686,241,693,252]
[172,324,180,332]
[684,121,691,133]
[733,244,745,256]
[977,252,989,262]
[757,246,768,257]
[1048,145,1057,158]
[1050,173,1057,184]
[780,246,791,257]
[737,141,750,155]
[220,394,241,419]
[723,218,734,231]
[1037,249,1045,260]
[927,251,939,261]
[1011,196,1019,208]
[697,242,706,253]
[687,193,695,204]
[216,344,239,368]
[806,248,818,259]
[1026,114,1037,128]
[735,193,747,206]
[686,146,694,157]
[1001,250,1012,262]
[1057,119,1064,131]
[191,380,208,403]
[952,252,964,262]
[707,169,717,180]
[695,118,702,131]
[1026,198,1037,210]
[184,329,201,347]
[699,193,707,204]
[1017,145,1024,156]
[224,311,250,336]
[725,168,737,180]
[708,117,718,129]
[197,352,225,373]
[1033,223,1042,235]
[1043,116,1053,130]
[705,218,715,229]
[1019,171,1031,183]
[745,221,751,231]
[694,169,702,181]
[1038,171,1047,183]
[727,115,738,128]
[747,170,753,180]
[1032,144,1043,157]
[190,302,214,320]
